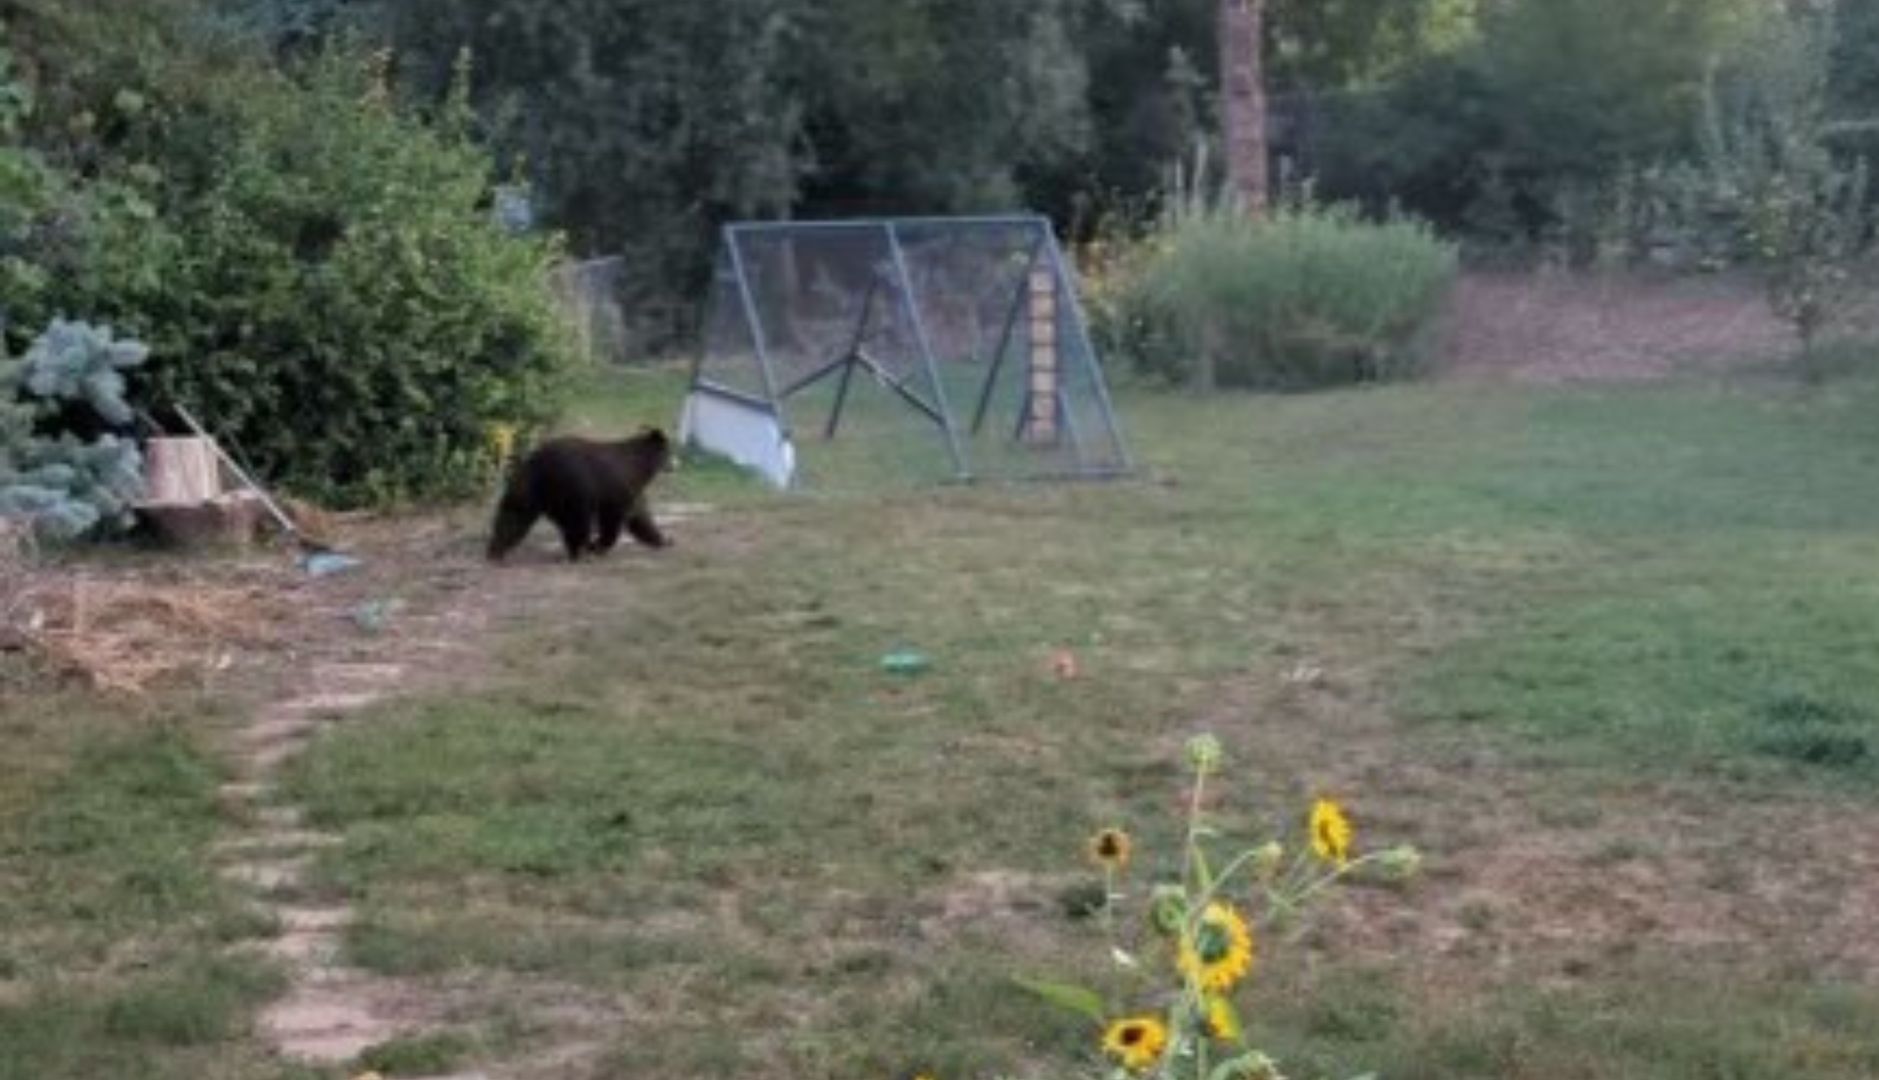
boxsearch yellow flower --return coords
[1088,827,1132,870]
[1178,901,1255,992]
[1102,1015,1169,1072]
[487,422,518,470]
[1310,797,1354,868]
[1204,993,1243,1042]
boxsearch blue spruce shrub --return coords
[0,320,147,541]
[20,319,149,426]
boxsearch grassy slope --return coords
[9,361,1879,1078]
[0,683,300,1080]
[281,365,1879,1078]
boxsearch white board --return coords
[679,390,796,489]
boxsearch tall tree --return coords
[1219,0,1268,214]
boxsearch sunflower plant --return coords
[1018,733,1419,1080]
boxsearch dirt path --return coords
[219,658,470,1071]
[203,507,712,1077]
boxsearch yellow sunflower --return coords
[1101,1015,1169,1073]
[1310,797,1354,868]
[1178,901,1255,992]
[1088,827,1132,870]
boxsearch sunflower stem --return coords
[1184,760,1212,895]
[1101,863,1117,945]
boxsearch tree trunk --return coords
[1219,0,1269,216]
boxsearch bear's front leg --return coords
[547,508,592,562]
[592,503,626,555]
[626,506,670,549]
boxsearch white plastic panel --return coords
[679,391,796,489]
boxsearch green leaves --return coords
[1104,199,1458,391]
[1206,1050,1278,1080]
[134,45,572,507]
[1013,977,1108,1026]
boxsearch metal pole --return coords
[724,228,790,436]
[1040,227,1134,474]
[971,237,1042,435]
[827,277,880,439]
[883,222,970,480]
[729,214,1051,234]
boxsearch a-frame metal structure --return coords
[681,215,1131,487]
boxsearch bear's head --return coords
[633,425,675,474]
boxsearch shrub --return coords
[1652,7,1872,369]
[4,25,577,510]
[1099,199,1457,391]
[106,46,576,507]
[0,320,147,541]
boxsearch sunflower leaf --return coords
[1191,841,1216,892]
[1208,1051,1280,1080]
[1013,977,1107,1025]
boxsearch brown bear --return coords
[486,427,674,563]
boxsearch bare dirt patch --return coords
[1439,269,1794,383]
[1206,669,1879,992]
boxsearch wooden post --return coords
[1026,266,1058,444]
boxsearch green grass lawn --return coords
[8,362,1879,1078]
[0,685,301,1080]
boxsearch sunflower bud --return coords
[1186,733,1223,771]
[1250,840,1284,881]
[1148,884,1187,937]
[1375,844,1422,881]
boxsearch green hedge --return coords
[5,34,574,508]
[140,51,573,506]
[1092,202,1458,391]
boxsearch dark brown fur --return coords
[486,428,673,563]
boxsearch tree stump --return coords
[138,436,263,548]
[143,437,223,505]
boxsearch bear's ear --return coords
[641,426,669,446]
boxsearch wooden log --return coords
[142,437,224,506]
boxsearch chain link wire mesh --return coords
[687,217,1129,489]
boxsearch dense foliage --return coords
[1663,7,1874,363]
[0,7,573,509]
[2,0,1877,478]
[232,0,1875,339]
[1091,196,1457,390]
